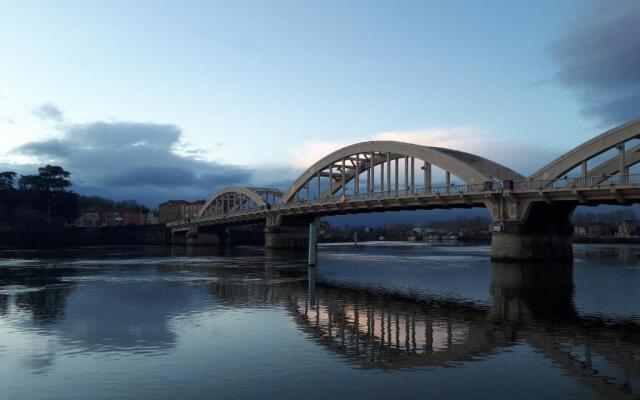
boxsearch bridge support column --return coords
[184,225,229,246]
[308,223,317,266]
[489,201,575,262]
[171,229,188,245]
[264,225,309,248]
[491,224,573,261]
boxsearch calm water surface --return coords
[0,243,639,399]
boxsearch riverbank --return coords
[321,236,640,246]
[573,237,640,244]
[0,224,170,247]
[3,226,640,248]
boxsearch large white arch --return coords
[281,141,523,203]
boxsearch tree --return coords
[0,172,16,191]
[18,165,71,192]
[0,172,18,226]
[18,165,76,225]
[77,196,150,213]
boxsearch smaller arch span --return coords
[198,186,282,217]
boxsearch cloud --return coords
[19,139,70,157]
[551,0,640,124]
[293,127,558,176]
[68,121,181,150]
[373,127,484,149]
[12,119,252,205]
[32,103,64,122]
[292,127,482,168]
[375,128,560,175]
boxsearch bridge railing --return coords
[511,173,640,191]
[170,182,499,224]
[269,182,495,210]
[167,204,273,226]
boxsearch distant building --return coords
[158,200,187,223]
[573,223,617,238]
[183,200,205,218]
[412,227,439,235]
[573,224,588,237]
[587,223,605,238]
[158,200,205,223]
[73,209,157,227]
[616,220,639,238]
[74,212,100,227]
[145,212,160,225]
[101,211,123,226]
[121,212,145,226]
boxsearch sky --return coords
[0,0,639,207]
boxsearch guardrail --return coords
[272,182,496,209]
[169,182,496,226]
[511,173,640,190]
[168,173,640,226]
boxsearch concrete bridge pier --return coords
[264,225,309,248]
[183,226,229,246]
[490,222,574,261]
[264,216,314,248]
[171,229,188,245]
[489,200,575,262]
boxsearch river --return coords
[0,243,638,399]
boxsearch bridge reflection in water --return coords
[204,256,640,399]
[295,273,500,368]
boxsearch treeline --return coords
[0,166,78,239]
[0,165,150,245]
[572,209,637,225]
[78,196,150,214]
[321,216,492,242]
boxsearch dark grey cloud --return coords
[19,139,70,157]
[552,0,640,124]
[32,103,64,122]
[67,121,181,150]
[13,120,252,206]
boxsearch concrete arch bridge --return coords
[169,117,640,261]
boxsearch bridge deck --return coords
[168,174,640,230]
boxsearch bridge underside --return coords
[170,199,581,260]
[171,224,266,247]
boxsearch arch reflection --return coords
[271,262,638,398]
